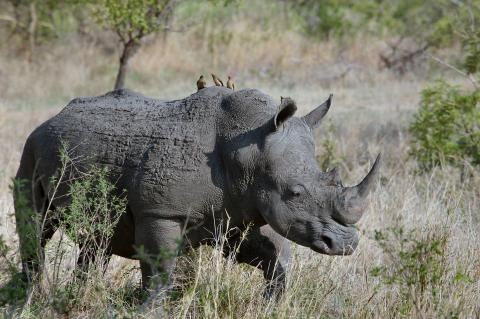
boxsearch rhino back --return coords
[30,88,231,208]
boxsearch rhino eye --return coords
[289,184,305,197]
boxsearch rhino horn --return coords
[336,154,381,224]
[303,94,332,129]
[325,166,342,186]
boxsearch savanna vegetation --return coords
[0,0,479,318]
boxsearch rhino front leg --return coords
[135,217,183,309]
[234,225,291,299]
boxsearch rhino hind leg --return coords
[14,155,57,283]
[16,196,57,283]
[230,225,291,299]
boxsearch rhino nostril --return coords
[321,235,333,249]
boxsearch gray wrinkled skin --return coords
[14,86,379,299]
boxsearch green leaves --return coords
[10,178,41,271]
[90,0,174,42]
[292,0,457,44]
[80,0,177,88]
[293,0,355,39]
[463,30,480,75]
[316,120,345,172]
[61,165,126,246]
[409,81,480,171]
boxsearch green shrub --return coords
[291,0,357,39]
[0,1,80,48]
[371,226,474,317]
[463,29,480,75]
[357,0,454,43]
[408,81,480,171]
[370,227,449,315]
[3,143,133,315]
[0,235,28,306]
[408,1,480,173]
[10,178,42,281]
[49,163,128,312]
[60,166,126,254]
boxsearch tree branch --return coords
[428,54,479,89]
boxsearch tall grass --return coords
[1,119,478,318]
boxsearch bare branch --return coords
[428,54,479,89]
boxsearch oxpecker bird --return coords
[226,75,235,90]
[196,75,207,91]
[211,73,224,86]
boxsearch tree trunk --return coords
[114,39,141,90]
[27,1,37,62]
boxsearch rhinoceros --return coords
[14,86,380,298]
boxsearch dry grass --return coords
[1,13,479,319]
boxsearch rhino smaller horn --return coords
[303,94,332,129]
[325,167,342,186]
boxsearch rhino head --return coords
[220,90,380,256]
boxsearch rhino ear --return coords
[303,94,332,129]
[274,97,297,130]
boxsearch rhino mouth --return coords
[310,240,331,254]
[310,229,358,255]
[310,240,356,255]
